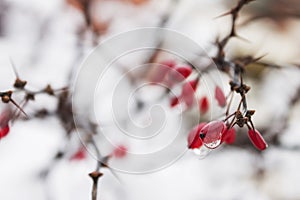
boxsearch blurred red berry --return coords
[181,79,199,108]
[187,122,207,149]
[160,60,176,68]
[0,125,10,139]
[199,96,209,114]
[215,86,226,107]
[182,93,194,108]
[113,145,127,158]
[248,129,268,150]
[0,109,12,140]
[70,148,86,161]
[200,121,226,149]
[170,96,179,107]
[221,127,236,144]
[0,109,12,128]
[187,79,199,91]
[150,60,176,83]
[168,65,192,82]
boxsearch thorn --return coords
[9,98,28,118]
[11,99,28,123]
[260,62,282,69]
[235,34,251,43]
[214,10,233,19]
[108,167,122,184]
[9,57,19,78]
[253,53,268,62]
[9,57,27,89]
[99,156,122,184]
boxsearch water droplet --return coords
[192,146,212,159]
[204,139,222,149]
[201,121,225,149]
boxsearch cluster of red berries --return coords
[187,120,268,151]
[151,60,191,84]
[152,60,267,151]
[151,60,267,151]
[151,60,228,114]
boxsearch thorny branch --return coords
[0,59,118,200]
[211,0,288,134]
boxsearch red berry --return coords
[0,109,12,128]
[70,148,86,161]
[187,122,207,149]
[176,66,192,78]
[187,79,199,91]
[113,145,127,158]
[215,86,226,107]
[170,96,179,107]
[168,65,192,82]
[181,79,199,108]
[150,60,176,83]
[200,121,226,149]
[199,96,209,114]
[164,78,175,88]
[182,93,194,108]
[248,129,268,150]
[0,125,10,139]
[160,60,176,68]
[221,127,236,144]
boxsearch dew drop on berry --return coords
[201,121,226,149]
[204,139,222,149]
[192,146,212,159]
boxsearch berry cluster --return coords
[151,59,220,112]
[149,57,268,151]
[187,119,267,151]
[182,0,271,152]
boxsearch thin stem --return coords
[223,111,236,122]
[225,91,234,116]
